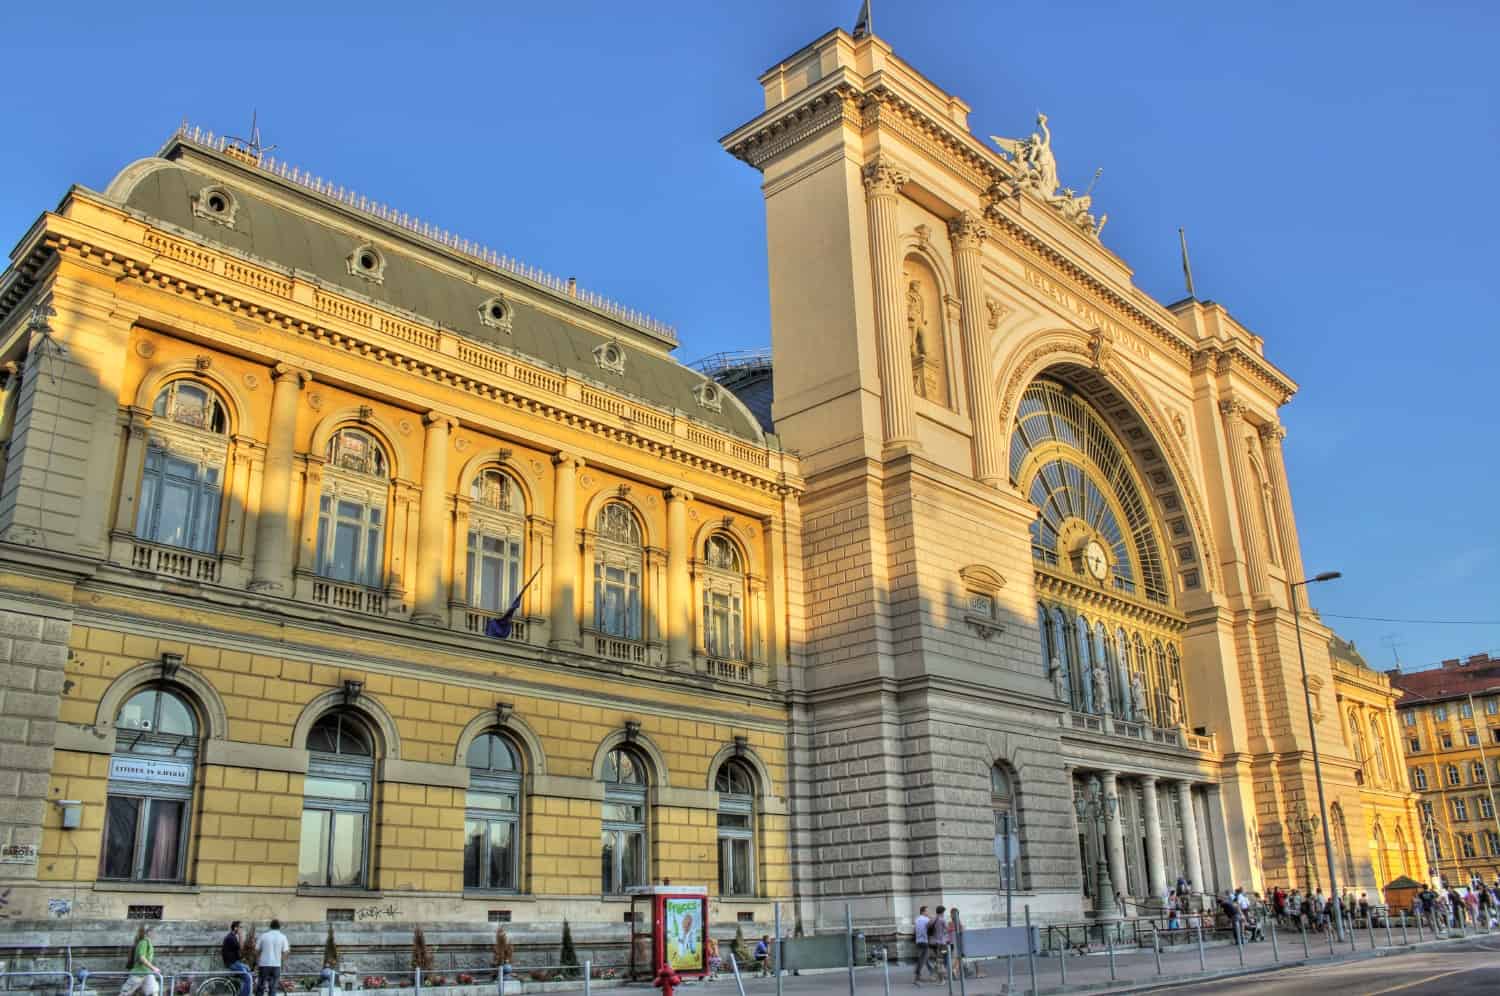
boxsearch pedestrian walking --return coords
[930,906,949,982]
[254,919,290,996]
[222,921,252,996]
[913,906,932,984]
[120,924,162,996]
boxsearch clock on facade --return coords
[1083,540,1109,581]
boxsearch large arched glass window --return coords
[715,759,756,896]
[1370,718,1391,783]
[317,428,389,587]
[601,747,648,893]
[1150,640,1170,727]
[992,764,1018,890]
[101,687,198,882]
[702,535,746,661]
[299,711,373,888]
[1011,380,1169,605]
[137,381,229,552]
[464,731,521,892]
[594,503,643,641]
[467,470,526,614]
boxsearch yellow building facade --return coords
[1327,637,1423,894]
[0,21,1405,934]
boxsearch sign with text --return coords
[109,757,192,786]
[1,843,39,863]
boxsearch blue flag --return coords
[485,566,542,641]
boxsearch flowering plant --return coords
[362,977,387,989]
[456,974,475,985]
[175,981,192,995]
[425,976,447,987]
[278,982,294,993]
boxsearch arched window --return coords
[715,758,756,896]
[1348,712,1368,778]
[1097,621,1122,719]
[1130,633,1150,723]
[137,381,229,552]
[1480,796,1495,821]
[601,746,648,893]
[1075,614,1096,713]
[101,687,198,882]
[991,764,1020,890]
[1166,644,1186,727]
[1473,760,1487,784]
[1330,803,1355,883]
[1395,824,1411,877]
[464,731,521,892]
[1372,823,1388,891]
[1150,640,1170,727]
[299,711,374,888]
[1052,608,1079,710]
[467,469,526,614]
[594,503,643,641]
[317,428,389,587]
[1370,717,1390,783]
[1042,605,1071,705]
[702,535,746,661]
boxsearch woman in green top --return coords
[124,924,162,996]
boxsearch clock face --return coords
[1083,541,1109,581]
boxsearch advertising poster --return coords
[664,897,703,971]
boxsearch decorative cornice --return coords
[723,84,862,171]
[1034,571,1187,633]
[26,221,801,499]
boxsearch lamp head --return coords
[1311,571,1342,583]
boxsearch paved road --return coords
[1128,937,1500,994]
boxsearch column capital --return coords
[666,487,694,503]
[947,210,990,250]
[861,156,909,197]
[553,451,586,470]
[272,362,311,387]
[1258,422,1287,443]
[1141,774,1159,788]
[1218,397,1247,421]
[424,410,459,433]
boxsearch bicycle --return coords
[195,975,242,996]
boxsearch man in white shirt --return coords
[254,919,290,996]
[913,906,932,984]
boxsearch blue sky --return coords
[3,1,1495,671]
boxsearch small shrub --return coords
[456,974,475,985]
[243,926,259,972]
[559,919,579,980]
[278,982,294,993]
[426,975,447,987]
[731,925,749,964]
[299,979,319,990]
[362,977,387,990]
[323,926,340,969]
[412,927,434,972]
[174,980,191,995]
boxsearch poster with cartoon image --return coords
[664,897,703,971]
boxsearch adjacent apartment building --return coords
[1390,653,1500,886]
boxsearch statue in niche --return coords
[1092,661,1112,716]
[1167,683,1184,727]
[1130,673,1149,723]
[907,279,928,372]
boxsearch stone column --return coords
[1142,775,1169,900]
[250,364,309,592]
[666,488,694,668]
[112,407,153,536]
[549,453,584,650]
[413,412,456,624]
[1178,780,1205,904]
[1101,771,1129,906]
[1258,424,1311,607]
[449,496,473,624]
[862,156,919,450]
[1219,399,1267,597]
[948,211,1005,486]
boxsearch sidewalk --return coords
[675,923,1482,996]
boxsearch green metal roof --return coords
[103,141,766,444]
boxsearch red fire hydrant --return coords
[654,965,681,996]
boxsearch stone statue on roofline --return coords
[990,113,1108,239]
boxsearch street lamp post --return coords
[1074,777,1120,918]
[1292,802,1321,893]
[1292,570,1344,940]
[1421,806,1443,886]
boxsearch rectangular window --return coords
[100,795,185,882]
[594,564,642,640]
[1461,702,1474,718]
[1454,799,1468,821]
[1489,698,1500,716]
[1482,797,1495,820]
[1402,710,1416,727]
[1468,731,1479,746]
[1488,832,1500,856]
[1441,734,1453,749]
[318,496,383,587]
[719,837,753,896]
[1462,834,1476,858]
[704,589,744,660]
[298,808,367,888]
[1435,706,1448,721]
[463,807,517,891]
